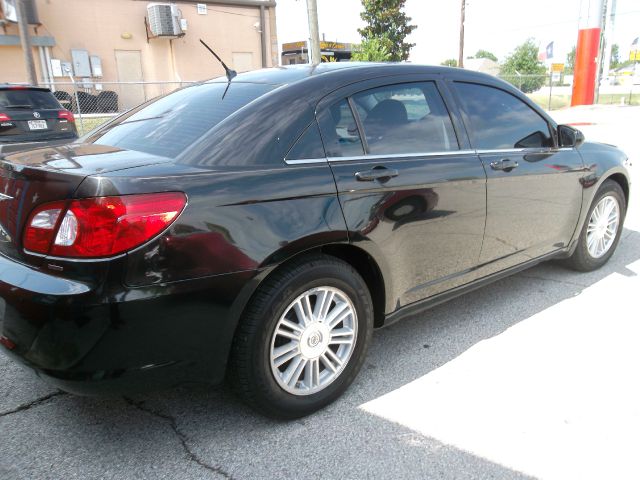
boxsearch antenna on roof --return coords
[199,39,237,82]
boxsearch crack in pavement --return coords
[0,391,67,418]
[123,397,234,479]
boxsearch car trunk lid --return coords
[0,143,173,265]
[0,108,76,144]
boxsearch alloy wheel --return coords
[586,195,620,259]
[270,286,358,396]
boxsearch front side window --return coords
[317,99,364,158]
[454,82,553,150]
[352,82,458,155]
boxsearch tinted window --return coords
[353,82,458,155]
[286,122,325,160]
[317,99,364,157]
[89,82,274,159]
[0,89,60,109]
[454,82,553,150]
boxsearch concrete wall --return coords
[0,0,276,84]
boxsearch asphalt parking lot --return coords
[1,105,639,480]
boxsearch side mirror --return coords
[558,125,585,148]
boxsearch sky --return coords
[274,0,640,65]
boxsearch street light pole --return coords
[306,0,321,65]
[16,0,38,85]
[458,0,465,68]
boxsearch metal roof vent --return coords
[147,3,183,37]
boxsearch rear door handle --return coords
[355,167,399,182]
[490,158,519,172]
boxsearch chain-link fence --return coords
[38,81,197,135]
[498,73,640,111]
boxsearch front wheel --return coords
[228,254,373,419]
[566,179,626,271]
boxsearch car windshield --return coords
[0,89,61,109]
[89,82,275,159]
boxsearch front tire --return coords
[228,254,373,419]
[566,179,626,272]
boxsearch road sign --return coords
[551,63,565,73]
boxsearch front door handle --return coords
[355,167,399,182]
[490,158,519,172]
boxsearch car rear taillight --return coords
[23,192,186,258]
[0,113,11,121]
[58,110,75,122]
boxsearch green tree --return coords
[566,46,576,73]
[610,44,621,70]
[440,59,458,67]
[473,49,498,62]
[358,0,417,61]
[500,39,547,93]
[352,37,392,62]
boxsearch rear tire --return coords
[566,179,625,272]
[228,254,373,419]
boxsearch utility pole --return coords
[601,0,617,81]
[16,0,38,85]
[458,0,465,68]
[306,0,321,65]
[594,0,609,102]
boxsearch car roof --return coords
[207,62,495,87]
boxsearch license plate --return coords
[28,120,48,130]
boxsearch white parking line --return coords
[361,257,640,480]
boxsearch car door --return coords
[316,77,487,311]
[450,81,585,273]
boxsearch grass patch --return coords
[527,94,571,111]
[528,92,640,111]
[75,116,114,136]
[595,93,640,106]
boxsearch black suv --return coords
[0,85,78,154]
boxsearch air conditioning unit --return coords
[147,3,182,37]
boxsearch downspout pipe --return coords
[260,5,268,68]
[38,46,48,86]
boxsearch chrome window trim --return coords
[283,147,572,165]
[284,158,328,165]
[476,147,574,154]
[327,150,476,162]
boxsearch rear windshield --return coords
[0,89,61,110]
[89,82,275,159]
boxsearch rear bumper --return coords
[0,253,257,395]
[0,137,77,155]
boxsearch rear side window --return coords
[88,82,274,159]
[454,82,553,150]
[317,99,364,158]
[286,122,325,160]
[0,89,61,110]
[352,82,458,155]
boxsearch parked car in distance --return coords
[0,64,631,418]
[0,84,78,154]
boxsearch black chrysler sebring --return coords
[0,63,631,418]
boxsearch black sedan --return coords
[0,64,631,418]
[0,84,78,154]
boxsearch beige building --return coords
[1,0,277,107]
